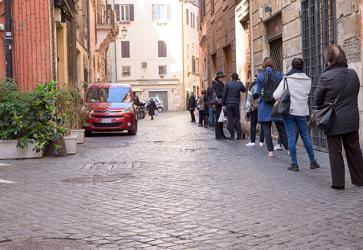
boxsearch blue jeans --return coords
[208,108,215,127]
[283,115,316,165]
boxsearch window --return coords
[186,9,189,25]
[152,4,171,22]
[158,41,167,57]
[196,58,199,73]
[114,4,134,22]
[159,65,167,75]
[210,0,215,16]
[190,12,194,28]
[192,56,196,73]
[121,41,130,58]
[122,66,131,77]
[87,87,131,103]
[141,62,147,69]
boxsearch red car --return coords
[83,83,137,135]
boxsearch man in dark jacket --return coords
[212,72,227,139]
[188,93,197,122]
[223,72,247,140]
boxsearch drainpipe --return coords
[4,0,13,78]
[249,0,254,80]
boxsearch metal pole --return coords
[4,0,13,78]
[249,0,254,80]
[181,0,186,109]
[113,0,118,82]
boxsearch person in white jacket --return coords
[273,58,320,171]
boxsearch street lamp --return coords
[121,26,128,39]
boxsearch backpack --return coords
[262,70,279,104]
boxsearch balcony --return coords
[54,0,77,21]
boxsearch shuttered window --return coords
[158,41,167,57]
[114,4,134,22]
[121,41,130,58]
[152,4,171,22]
[186,9,189,25]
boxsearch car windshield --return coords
[87,87,130,103]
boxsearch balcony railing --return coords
[97,5,115,26]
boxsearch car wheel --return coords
[157,107,164,113]
[85,131,93,137]
[128,121,138,135]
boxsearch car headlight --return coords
[124,106,133,113]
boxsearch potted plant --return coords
[59,88,85,144]
[0,80,43,159]
[31,81,67,157]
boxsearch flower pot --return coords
[64,135,78,155]
[70,129,85,144]
[44,137,67,157]
[0,140,43,160]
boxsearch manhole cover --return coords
[82,161,142,170]
[0,239,95,250]
[62,174,133,184]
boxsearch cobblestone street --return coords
[1,112,363,249]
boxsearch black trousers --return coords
[250,110,264,143]
[215,105,226,139]
[198,110,204,125]
[190,109,196,122]
[260,121,288,152]
[327,132,363,186]
[226,104,242,138]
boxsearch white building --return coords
[107,0,200,111]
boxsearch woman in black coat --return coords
[315,44,363,189]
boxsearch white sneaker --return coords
[274,144,282,151]
[246,142,256,147]
[259,142,265,147]
[268,151,275,157]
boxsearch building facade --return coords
[199,0,237,89]
[0,0,116,91]
[107,0,200,111]
[236,0,363,148]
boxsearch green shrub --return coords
[0,80,66,152]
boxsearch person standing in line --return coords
[147,98,157,120]
[223,73,247,140]
[188,92,197,122]
[273,58,320,171]
[314,44,363,189]
[257,57,288,157]
[245,70,265,147]
[212,72,227,140]
[207,82,216,128]
[203,90,209,128]
[197,90,207,127]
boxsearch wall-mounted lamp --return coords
[121,26,128,39]
[264,5,272,12]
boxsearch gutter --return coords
[249,0,254,79]
[4,0,13,78]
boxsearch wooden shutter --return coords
[152,4,156,21]
[121,41,130,58]
[158,41,166,57]
[114,4,120,22]
[130,4,134,21]
[167,5,171,20]
[186,9,189,25]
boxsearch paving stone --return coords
[0,112,363,249]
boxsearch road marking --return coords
[0,163,13,167]
[0,179,16,184]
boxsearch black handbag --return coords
[309,70,350,132]
[272,78,290,117]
